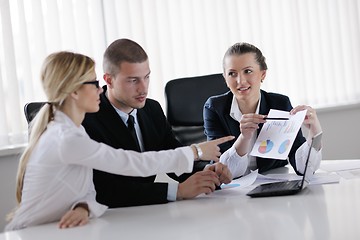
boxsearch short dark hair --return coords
[223,42,267,71]
[103,38,148,75]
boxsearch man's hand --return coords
[195,136,235,162]
[205,162,232,184]
[177,170,220,200]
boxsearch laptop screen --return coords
[300,133,322,189]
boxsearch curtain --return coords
[0,0,359,148]
[0,0,106,147]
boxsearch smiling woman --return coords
[0,0,360,151]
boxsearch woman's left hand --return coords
[58,206,89,229]
[290,105,322,137]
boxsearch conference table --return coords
[1,160,360,240]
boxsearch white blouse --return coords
[220,141,322,178]
[6,111,194,231]
[219,96,322,178]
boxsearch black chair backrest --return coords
[24,102,46,123]
[164,73,228,145]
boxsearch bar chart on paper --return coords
[250,109,306,159]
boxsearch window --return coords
[1,0,359,149]
[0,0,106,147]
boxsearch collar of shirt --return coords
[104,90,138,126]
[229,94,262,122]
[228,93,262,172]
[113,107,138,127]
[107,100,144,151]
[53,110,87,134]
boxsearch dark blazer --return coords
[82,86,207,208]
[203,90,305,175]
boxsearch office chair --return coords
[164,73,229,145]
[24,102,46,123]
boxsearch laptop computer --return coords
[246,133,322,197]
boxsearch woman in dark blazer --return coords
[204,42,323,178]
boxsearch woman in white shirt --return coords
[6,51,233,231]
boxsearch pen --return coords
[263,117,289,120]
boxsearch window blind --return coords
[0,0,359,148]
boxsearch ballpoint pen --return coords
[263,117,289,120]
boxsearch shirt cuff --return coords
[295,141,322,174]
[71,200,108,218]
[311,132,323,151]
[167,182,179,201]
[220,145,248,178]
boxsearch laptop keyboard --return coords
[264,180,300,190]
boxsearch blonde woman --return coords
[5,51,233,231]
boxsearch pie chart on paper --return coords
[278,139,291,154]
[258,139,274,154]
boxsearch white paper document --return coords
[320,160,360,180]
[320,159,360,172]
[250,109,306,160]
[336,169,360,179]
[204,168,339,198]
[220,169,258,189]
[201,170,259,198]
[257,172,340,185]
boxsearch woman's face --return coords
[76,75,103,113]
[223,53,266,104]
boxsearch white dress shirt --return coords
[220,96,322,178]
[112,106,178,201]
[112,107,145,152]
[6,111,194,231]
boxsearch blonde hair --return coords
[7,51,95,220]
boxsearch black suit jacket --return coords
[82,86,207,208]
[203,90,305,174]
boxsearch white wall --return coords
[317,103,360,160]
[0,153,19,232]
[0,104,359,232]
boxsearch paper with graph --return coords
[250,109,307,160]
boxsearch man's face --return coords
[105,60,150,113]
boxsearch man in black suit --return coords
[82,38,232,208]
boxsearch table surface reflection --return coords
[1,160,360,240]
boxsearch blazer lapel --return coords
[136,109,151,150]
[256,90,278,172]
[136,106,165,151]
[96,88,139,150]
[223,92,239,136]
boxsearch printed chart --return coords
[278,139,291,154]
[250,109,307,160]
[258,140,274,154]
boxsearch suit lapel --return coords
[257,90,269,135]
[256,90,278,172]
[222,92,238,135]
[136,109,151,149]
[136,106,163,151]
[96,88,139,150]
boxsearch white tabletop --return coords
[2,160,360,240]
